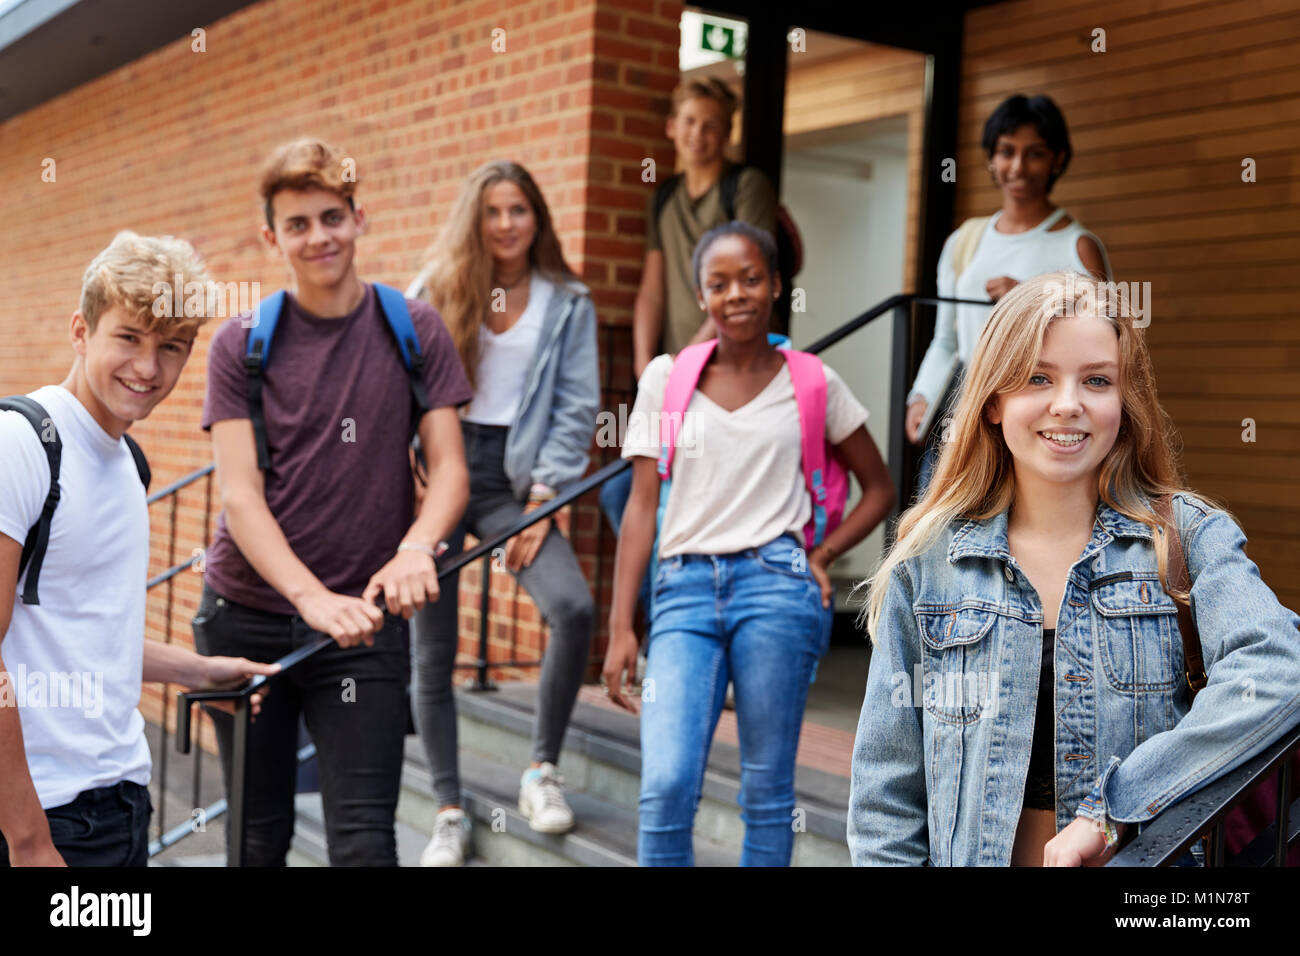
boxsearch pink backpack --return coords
[656,338,849,552]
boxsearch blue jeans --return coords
[638,535,833,866]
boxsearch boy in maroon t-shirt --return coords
[195,139,472,866]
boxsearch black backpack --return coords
[652,163,804,335]
[0,396,150,606]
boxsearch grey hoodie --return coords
[406,273,600,500]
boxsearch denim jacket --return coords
[847,492,1300,866]
[406,275,601,500]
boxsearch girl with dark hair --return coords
[407,160,600,865]
[603,221,895,866]
[906,94,1111,492]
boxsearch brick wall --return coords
[0,0,684,738]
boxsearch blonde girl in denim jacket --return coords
[848,271,1300,867]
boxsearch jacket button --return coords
[1004,565,1014,582]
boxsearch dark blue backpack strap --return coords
[373,283,431,423]
[243,290,288,471]
[0,396,62,606]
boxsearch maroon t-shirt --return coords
[202,284,472,615]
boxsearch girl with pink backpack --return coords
[601,221,895,865]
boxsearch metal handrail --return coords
[142,460,216,859]
[1109,721,1300,867]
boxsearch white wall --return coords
[781,124,910,604]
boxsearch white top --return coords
[622,354,868,557]
[908,208,1112,410]
[0,385,151,809]
[463,273,553,426]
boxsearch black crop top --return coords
[1023,627,1057,812]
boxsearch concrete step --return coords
[397,742,736,866]
[409,683,851,866]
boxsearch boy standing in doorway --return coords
[603,79,779,542]
[632,77,778,379]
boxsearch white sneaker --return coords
[420,807,471,867]
[518,763,575,834]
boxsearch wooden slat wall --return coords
[782,44,928,291]
[958,0,1300,610]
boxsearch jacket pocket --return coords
[1090,574,1179,693]
[915,604,999,725]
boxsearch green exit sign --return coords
[700,22,737,58]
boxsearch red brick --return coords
[1,0,687,700]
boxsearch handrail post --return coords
[887,300,914,546]
[1276,759,1293,867]
[472,552,496,692]
[228,696,250,867]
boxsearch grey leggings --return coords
[411,421,595,808]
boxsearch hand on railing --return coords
[185,656,281,718]
[295,586,385,647]
[362,548,441,621]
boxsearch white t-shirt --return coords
[463,273,553,426]
[908,208,1112,410]
[622,354,868,557]
[0,385,151,809]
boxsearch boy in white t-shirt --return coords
[0,231,278,867]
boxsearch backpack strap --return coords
[780,350,831,547]
[373,282,430,423]
[243,285,430,471]
[244,290,289,471]
[0,396,61,606]
[951,216,991,279]
[652,173,684,227]
[648,340,715,617]
[123,434,151,491]
[1154,494,1207,699]
[720,163,743,221]
[657,340,717,479]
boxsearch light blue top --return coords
[848,492,1300,866]
[908,209,1112,411]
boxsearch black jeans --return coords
[192,584,409,866]
[0,781,151,867]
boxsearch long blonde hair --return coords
[414,160,578,388]
[861,271,1230,642]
